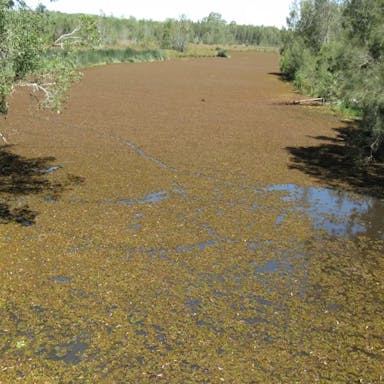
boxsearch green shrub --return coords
[293,48,317,95]
[280,37,306,80]
[216,49,229,58]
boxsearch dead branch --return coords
[0,132,8,144]
[54,26,81,49]
[18,82,53,98]
[291,98,325,105]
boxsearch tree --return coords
[0,0,98,121]
[35,3,47,13]
[160,16,191,52]
[281,0,384,161]
[173,15,191,52]
[200,12,227,44]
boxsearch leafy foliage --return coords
[161,16,191,52]
[0,1,99,114]
[281,0,384,161]
[216,48,230,58]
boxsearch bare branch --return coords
[286,98,325,105]
[0,132,8,144]
[18,82,53,98]
[54,26,81,48]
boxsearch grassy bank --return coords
[47,45,279,69]
[165,44,279,59]
[49,48,168,68]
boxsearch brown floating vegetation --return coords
[0,52,383,383]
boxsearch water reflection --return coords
[46,339,89,365]
[50,276,72,283]
[117,191,169,205]
[265,184,384,238]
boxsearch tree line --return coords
[46,11,281,51]
[281,0,384,161]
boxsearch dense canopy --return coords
[281,0,384,160]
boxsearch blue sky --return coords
[26,0,292,27]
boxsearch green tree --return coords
[161,19,176,49]
[200,12,227,44]
[281,0,384,160]
[342,0,384,159]
[0,0,98,120]
[160,16,191,52]
[173,15,191,52]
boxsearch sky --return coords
[25,0,291,27]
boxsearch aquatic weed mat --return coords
[1,52,383,383]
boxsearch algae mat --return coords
[1,52,383,383]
